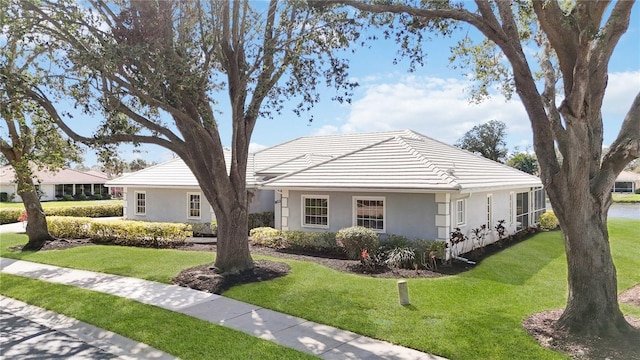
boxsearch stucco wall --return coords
[123,187,214,224]
[283,190,438,240]
[249,189,275,213]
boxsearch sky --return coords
[67,4,640,167]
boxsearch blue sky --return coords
[75,6,639,167]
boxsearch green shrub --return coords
[90,220,191,248]
[91,194,102,200]
[74,193,88,201]
[0,208,24,224]
[62,194,73,201]
[336,226,379,260]
[249,227,283,247]
[539,211,559,230]
[45,204,123,218]
[379,234,411,251]
[47,216,93,239]
[282,231,341,255]
[190,221,217,236]
[248,212,275,231]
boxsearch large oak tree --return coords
[1,1,83,250]
[330,0,639,339]
[20,0,359,273]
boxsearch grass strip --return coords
[0,274,316,360]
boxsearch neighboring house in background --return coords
[0,165,110,202]
[106,130,545,252]
[612,171,640,193]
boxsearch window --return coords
[354,196,385,232]
[455,199,466,226]
[188,192,201,219]
[516,191,529,230]
[302,196,329,228]
[533,188,546,223]
[486,194,493,229]
[55,184,64,198]
[135,191,146,215]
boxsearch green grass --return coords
[1,219,639,359]
[0,199,121,209]
[0,274,315,360]
[612,193,640,203]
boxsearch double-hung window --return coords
[135,191,146,216]
[353,196,385,232]
[188,192,201,219]
[302,196,329,228]
[455,199,466,226]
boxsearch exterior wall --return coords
[282,190,438,240]
[0,183,56,202]
[249,189,275,213]
[0,183,17,202]
[451,187,543,254]
[123,187,214,224]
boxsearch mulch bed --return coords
[20,236,640,359]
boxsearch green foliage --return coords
[45,204,123,218]
[282,231,341,255]
[189,221,217,236]
[47,216,93,238]
[0,208,24,224]
[248,212,275,231]
[62,194,73,201]
[335,226,379,260]
[539,211,559,231]
[249,227,283,248]
[507,151,538,175]
[454,120,508,163]
[90,221,191,248]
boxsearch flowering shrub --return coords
[18,210,28,222]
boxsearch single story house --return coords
[106,130,545,252]
[0,165,110,202]
[612,171,640,193]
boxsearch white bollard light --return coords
[397,280,410,305]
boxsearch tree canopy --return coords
[454,119,508,163]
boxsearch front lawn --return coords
[1,219,639,359]
[612,193,640,203]
[0,199,121,209]
[0,274,315,360]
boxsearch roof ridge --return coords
[261,136,398,186]
[395,136,459,186]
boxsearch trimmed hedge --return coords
[0,204,123,224]
[539,211,560,230]
[248,212,274,231]
[250,227,283,248]
[46,217,191,248]
[282,231,341,255]
[0,209,23,225]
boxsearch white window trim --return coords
[509,192,514,224]
[352,196,386,233]
[455,198,466,226]
[134,191,146,216]
[187,192,202,220]
[301,195,330,229]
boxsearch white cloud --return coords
[342,76,531,146]
[249,142,267,153]
[602,71,640,118]
[313,125,339,136]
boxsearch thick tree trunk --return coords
[213,203,253,274]
[20,190,52,251]
[551,190,634,338]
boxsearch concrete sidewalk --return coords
[1,296,175,360]
[0,258,446,359]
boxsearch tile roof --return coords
[262,134,542,192]
[616,171,640,182]
[105,130,542,192]
[0,166,110,185]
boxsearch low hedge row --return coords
[250,226,447,269]
[0,204,124,224]
[47,217,191,248]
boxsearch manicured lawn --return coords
[612,193,640,203]
[1,219,639,359]
[0,274,315,360]
[0,199,121,209]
